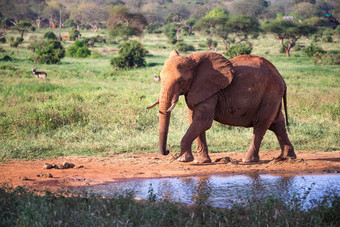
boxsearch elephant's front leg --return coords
[194,132,211,163]
[178,99,216,163]
[178,122,213,163]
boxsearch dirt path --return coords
[1,150,339,191]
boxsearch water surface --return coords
[78,173,340,208]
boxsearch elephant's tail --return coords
[283,88,290,132]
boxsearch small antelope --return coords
[32,68,47,78]
[153,73,160,82]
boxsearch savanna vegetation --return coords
[0,183,339,226]
[0,28,338,162]
[0,0,339,225]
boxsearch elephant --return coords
[147,50,296,163]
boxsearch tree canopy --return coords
[107,6,147,40]
[263,20,317,57]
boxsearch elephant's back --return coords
[214,55,286,127]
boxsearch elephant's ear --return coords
[186,52,234,107]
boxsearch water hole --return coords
[76,173,340,208]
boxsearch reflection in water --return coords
[78,173,340,208]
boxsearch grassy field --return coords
[0,28,339,161]
[1,184,339,226]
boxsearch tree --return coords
[263,20,317,57]
[0,0,37,25]
[32,1,47,29]
[291,2,321,20]
[226,15,260,46]
[107,6,148,40]
[195,8,229,50]
[196,9,259,51]
[164,13,195,43]
[73,4,108,32]
[230,0,270,18]
[43,1,68,28]
[12,21,32,38]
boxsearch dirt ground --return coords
[1,150,340,192]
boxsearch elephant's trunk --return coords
[159,111,170,155]
[158,87,178,156]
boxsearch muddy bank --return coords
[0,150,339,191]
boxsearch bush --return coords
[164,24,178,44]
[313,52,340,65]
[225,44,252,58]
[109,25,134,41]
[0,37,6,43]
[69,28,81,41]
[174,42,195,52]
[44,31,57,40]
[322,36,333,43]
[64,19,77,28]
[111,41,147,69]
[146,24,163,34]
[66,40,91,58]
[30,40,65,64]
[304,43,326,57]
[206,38,217,50]
[9,37,24,48]
[16,37,24,43]
[10,40,20,48]
[90,50,102,58]
[1,55,12,61]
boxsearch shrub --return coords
[322,36,333,43]
[146,24,163,34]
[164,24,178,44]
[111,41,147,69]
[313,52,340,65]
[174,42,195,52]
[0,37,6,43]
[1,55,12,61]
[206,38,217,50]
[225,44,252,58]
[109,25,134,41]
[9,37,24,48]
[90,50,102,58]
[10,40,20,48]
[16,37,24,43]
[69,28,81,41]
[30,40,65,64]
[304,43,326,57]
[66,40,91,58]
[44,31,57,40]
[64,19,76,28]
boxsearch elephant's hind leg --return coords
[269,120,296,159]
[242,127,267,163]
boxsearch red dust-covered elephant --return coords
[147,50,296,163]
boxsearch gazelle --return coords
[32,68,47,78]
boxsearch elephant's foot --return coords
[277,145,296,160]
[177,152,194,162]
[194,156,211,164]
[242,153,260,163]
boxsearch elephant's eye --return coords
[178,79,184,85]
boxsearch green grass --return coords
[1,184,339,226]
[0,29,339,161]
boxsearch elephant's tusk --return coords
[167,102,177,112]
[146,101,159,109]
